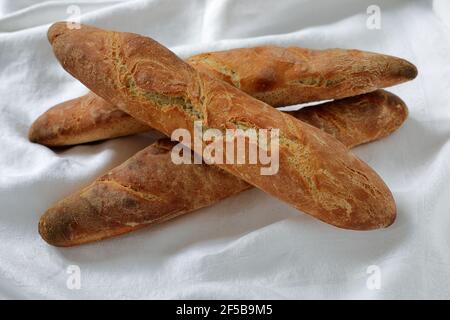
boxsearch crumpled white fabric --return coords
[1,0,449,299]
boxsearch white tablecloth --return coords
[1,0,449,299]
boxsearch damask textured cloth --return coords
[1,0,449,299]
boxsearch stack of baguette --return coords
[31,22,417,247]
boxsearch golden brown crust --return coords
[188,46,417,107]
[47,22,398,232]
[34,89,409,246]
[31,40,416,146]
[39,139,250,246]
[39,90,408,247]
[29,92,149,146]
[30,89,407,149]
[292,90,408,148]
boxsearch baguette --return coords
[39,90,408,246]
[30,89,406,148]
[291,90,408,148]
[30,45,416,146]
[188,46,417,107]
[29,91,150,146]
[47,22,396,230]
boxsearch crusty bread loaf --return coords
[29,91,150,146]
[39,139,250,246]
[39,90,408,246]
[47,22,397,230]
[188,46,417,107]
[291,90,408,148]
[30,45,416,146]
[30,88,407,148]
